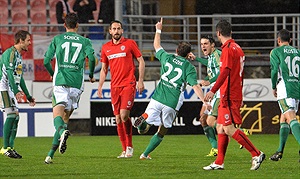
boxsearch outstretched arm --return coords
[153,17,163,51]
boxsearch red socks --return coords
[117,123,126,151]
[123,118,133,147]
[215,133,228,165]
[232,129,260,157]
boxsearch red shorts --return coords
[111,84,135,115]
[217,100,242,126]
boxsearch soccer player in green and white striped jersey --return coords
[269,29,300,161]
[0,30,36,159]
[189,35,221,157]
[43,13,96,164]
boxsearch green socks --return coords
[138,121,148,131]
[47,131,60,158]
[290,119,300,144]
[203,125,217,149]
[48,116,67,158]
[3,114,17,148]
[9,115,19,149]
[143,133,163,156]
[277,122,290,152]
[54,116,66,135]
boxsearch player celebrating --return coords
[203,20,265,170]
[189,35,221,156]
[43,13,96,164]
[97,20,145,158]
[133,18,209,160]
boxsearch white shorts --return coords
[145,99,177,128]
[52,86,83,111]
[278,98,299,114]
[208,97,220,117]
[276,79,288,99]
[175,92,184,111]
[0,90,19,114]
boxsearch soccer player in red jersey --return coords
[97,20,145,158]
[203,20,265,170]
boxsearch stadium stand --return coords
[48,0,61,33]
[0,0,8,10]
[11,13,28,32]
[11,0,27,11]
[0,0,9,33]
[49,0,60,24]
[11,0,28,32]
[31,13,47,25]
[30,0,46,11]
[30,0,48,35]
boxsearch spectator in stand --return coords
[56,0,73,32]
[73,0,97,37]
[98,0,114,24]
[98,0,115,39]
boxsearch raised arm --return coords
[153,17,163,51]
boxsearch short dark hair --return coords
[65,13,78,29]
[177,42,191,57]
[201,35,215,44]
[14,30,30,44]
[216,19,232,37]
[278,29,290,42]
[110,20,123,29]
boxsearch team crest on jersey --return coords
[224,114,229,120]
[121,45,125,51]
[16,64,23,75]
[127,101,132,108]
[127,101,132,106]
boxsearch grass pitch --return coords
[0,134,299,178]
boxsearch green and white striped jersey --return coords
[195,49,221,83]
[0,47,23,93]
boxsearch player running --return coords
[43,13,96,164]
[133,18,209,160]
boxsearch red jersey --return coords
[219,39,245,101]
[101,37,142,87]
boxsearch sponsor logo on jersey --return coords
[107,52,126,60]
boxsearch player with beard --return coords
[0,30,36,159]
[97,20,145,158]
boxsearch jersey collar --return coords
[221,39,235,48]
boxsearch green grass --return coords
[0,134,299,178]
